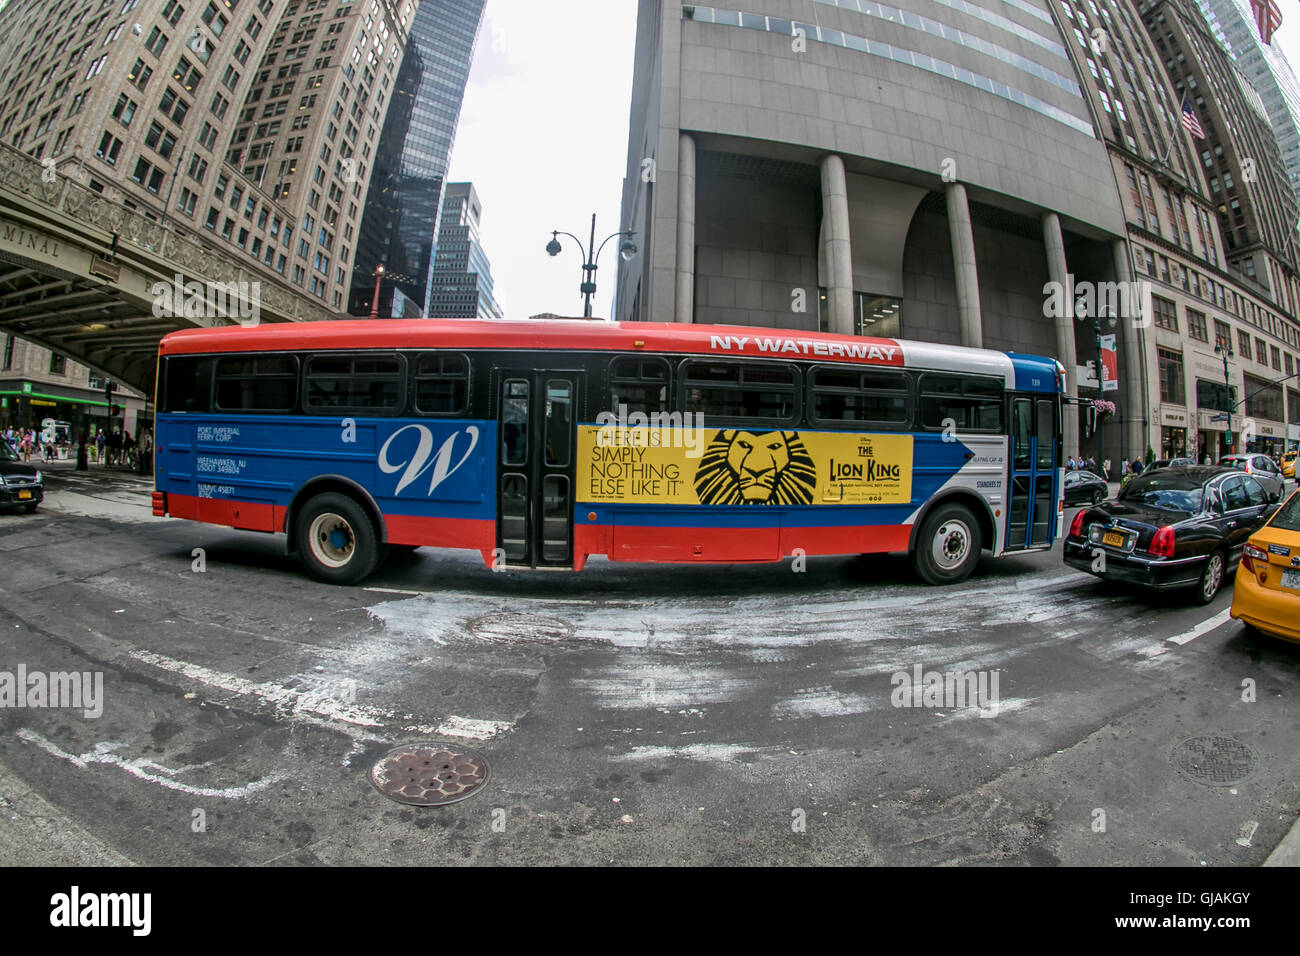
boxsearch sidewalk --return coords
[36,456,157,522]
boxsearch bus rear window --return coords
[413,352,469,415]
[304,353,403,413]
[810,367,908,426]
[682,361,797,423]
[214,355,297,413]
[918,374,1003,431]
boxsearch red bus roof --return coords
[160,318,919,366]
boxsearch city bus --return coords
[152,319,1066,585]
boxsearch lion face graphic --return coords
[694,430,816,506]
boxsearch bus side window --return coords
[214,355,297,413]
[162,356,214,413]
[303,353,404,414]
[918,374,1003,432]
[809,367,909,428]
[681,360,798,423]
[607,356,668,414]
[413,352,470,415]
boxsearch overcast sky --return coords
[446,0,1300,321]
[446,0,637,319]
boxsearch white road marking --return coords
[127,649,515,740]
[433,716,515,740]
[1167,609,1233,646]
[610,743,762,762]
[1135,608,1234,658]
[16,729,286,799]
[363,586,427,596]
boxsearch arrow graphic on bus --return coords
[379,424,480,496]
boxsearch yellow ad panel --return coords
[577,426,912,506]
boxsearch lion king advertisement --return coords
[577,427,912,506]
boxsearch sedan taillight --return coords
[1069,509,1086,539]
[1148,526,1176,558]
[1241,543,1268,575]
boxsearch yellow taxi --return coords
[1283,450,1297,479]
[1231,488,1300,644]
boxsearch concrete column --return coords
[819,153,854,335]
[1042,212,1080,459]
[945,182,983,348]
[1111,239,1147,463]
[674,133,696,324]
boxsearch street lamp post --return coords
[368,263,386,319]
[1214,342,1234,456]
[546,214,637,318]
[1094,316,1104,470]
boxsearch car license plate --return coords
[16,490,30,500]
[1103,531,1125,548]
[1283,569,1300,592]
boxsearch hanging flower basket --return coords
[1091,399,1117,418]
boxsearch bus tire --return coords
[295,493,380,585]
[910,502,981,585]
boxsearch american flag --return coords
[1251,0,1283,45]
[1180,98,1205,139]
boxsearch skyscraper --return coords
[348,0,487,317]
[1197,0,1300,214]
[427,181,502,317]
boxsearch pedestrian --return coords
[1102,458,1111,481]
[136,428,153,475]
[75,430,88,471]
[95,428,106,464]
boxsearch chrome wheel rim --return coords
[931,518,972,571]
[1203,554,1223,601]
[308,512,355,569]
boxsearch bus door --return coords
[495,370,581,568]
[1006,395,1060,550]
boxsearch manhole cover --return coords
[466,612,573,644]
[370,742,490,806]
[1170,735,1258,786]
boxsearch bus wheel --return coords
[910,503,981,585]
[296,493,379,585]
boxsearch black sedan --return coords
[0,440,43,513]
[1063,470,1109,506]
[1064,466,1281,604]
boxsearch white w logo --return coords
[378,424,479,496]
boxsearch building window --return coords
[1158,347,1185,405]
[1213,320,1231,351]
[1186,309,1207,342]
[49,352,67,375]
[1152,295,1178,332]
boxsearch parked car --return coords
[1064,466,1280,604]
[1230,488,1300,644]
[1063,469,1109,506]
[1219,454,1287,499]
[0,439,43,513]
[1149,457,1196,470]
[1282,450,1297,480]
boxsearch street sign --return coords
[1210,412,1230,422]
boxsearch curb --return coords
[1263,813,1300,866]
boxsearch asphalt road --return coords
[1,463,1298,865]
